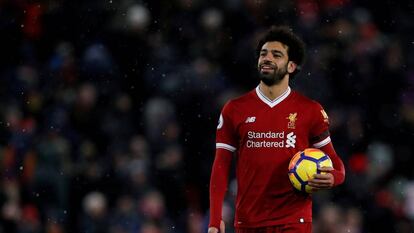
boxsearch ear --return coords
[287,61,297,74]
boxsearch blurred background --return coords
[0,0,413,232]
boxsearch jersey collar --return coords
[255,85,291,108]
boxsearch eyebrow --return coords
[260,49,285,56]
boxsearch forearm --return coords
[209,149,232,228]
[319,142,345,185]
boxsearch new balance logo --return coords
[245,116,256,123]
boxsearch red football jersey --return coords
[216,86,331,227]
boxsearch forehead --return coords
[261,41,288,53]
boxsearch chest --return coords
[234,105,313,152]
[233,108,311,171]
[237,106,310,134]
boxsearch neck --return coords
[259,77,289,100]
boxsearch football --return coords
[288,148,333,193]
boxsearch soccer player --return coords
[208,26,345,233]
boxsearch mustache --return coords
[259,61,277,69]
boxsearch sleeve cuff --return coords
[330,169,345,186]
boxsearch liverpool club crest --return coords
[287,113,297,129]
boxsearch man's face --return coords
[257,41,290,86]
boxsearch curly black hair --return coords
[256,26,306,76]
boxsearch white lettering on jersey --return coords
[285,132,296,148]
[247,140,285,148]
[247,131,284,139]
[245,116,256,123]
[245,131,297,148]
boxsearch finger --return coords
[220,220,225,233]
[314,172,334,178]
[313,174,332,179]
[318,166,334,172]
[208,227,219,233]
[308,180,331,186]
[308,182,331,189]
[308,178,333,189]
[309,177,333,185]
[309,179,332,185]
[308,181,331,188]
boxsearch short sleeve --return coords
[216,102,238,152]
[309,102,331,148]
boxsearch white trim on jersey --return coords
[216,143,237,152]
[255,86,291,108]
[313,136,331,148]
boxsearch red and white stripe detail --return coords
[255,86,291,108]
[313,136,331,148]
[216,143,237,152]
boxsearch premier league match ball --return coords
[288,148,333,193]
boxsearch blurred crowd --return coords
[0,0,413,232]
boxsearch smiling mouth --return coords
[260,65,275,72]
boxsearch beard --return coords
[258,62,288,86]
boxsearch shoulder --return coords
[291,90,324,109]
[291,90,329,124]
[222,89,256,111]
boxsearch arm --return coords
[308,142,345,190]
[209,148,233,230]
[308,103,345,190]
[321,142,345,185]
[210,102,236,231]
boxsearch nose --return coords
[262,55,273,64]
[262,53,273,63]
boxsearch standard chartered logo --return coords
[246,131,296,148]
[285,132,296,148]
